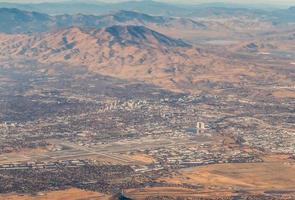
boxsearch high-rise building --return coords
[197,122,205,130]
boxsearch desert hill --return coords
[0,25,206,91]
[0,24,292,93]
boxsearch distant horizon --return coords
[0,0,294,7]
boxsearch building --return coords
[197,122,205,130]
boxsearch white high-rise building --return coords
[197,122,205,130]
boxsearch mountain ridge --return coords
[0,23,291,95]
[0,8,206,34]
[0,24,209,92]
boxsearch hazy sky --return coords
[0,0,294,6]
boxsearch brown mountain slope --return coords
[0,25,291,93]
[0,25,208,91]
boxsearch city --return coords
[0,0,294,199]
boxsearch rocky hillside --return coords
[0,24,290,93]
[0,25,209,91]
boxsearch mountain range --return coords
[1,23,278,93]
[0,1,190,16]
[0,0,294,23]
[0,8,206,34]
[0,6,293,93]
[0,25,206,91]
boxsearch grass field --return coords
[127,153,155,164]
[124,159,295,199]
[272,89,295,98]
[0,188,111,200]
[124,187,235,200]
[161,161,295,190]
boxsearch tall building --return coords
[197,122,205,130]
